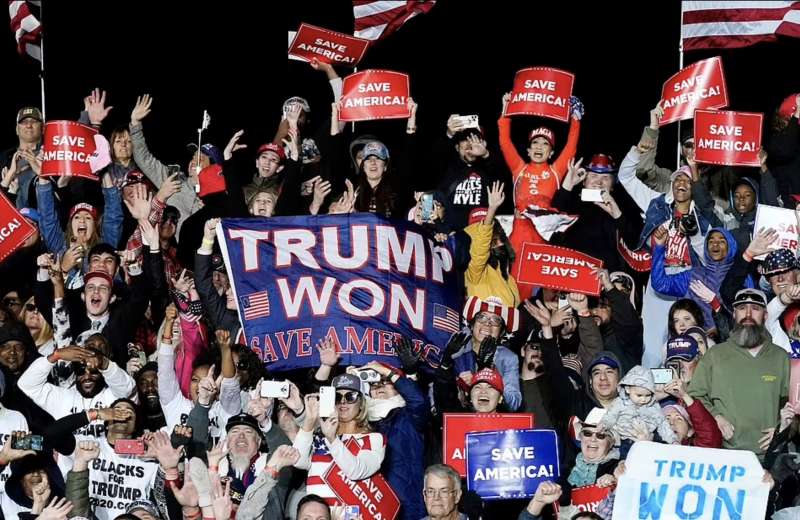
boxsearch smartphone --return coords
[128,343,146,366]
[651,368,675,385]
[558,295,570,309]
[167,164,184,179]
[453,115,480,129]
[114,439,145,456]
[420,192,435,222]
[261,380,290,399]
[319,386,336,418]
[11,434,43,451]
[343,506,361,520]
[580,188,604,202]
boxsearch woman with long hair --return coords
[293,373,385,506]
[17,297,53,357]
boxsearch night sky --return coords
[3,1,799,171]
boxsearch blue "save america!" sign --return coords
[218,214,462,371]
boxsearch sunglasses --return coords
[335,391,360,404]
[581,429,608,440]
[24,303,37,313]
[2,298,21,306]
[370,379,392,389]
[236,360,249,370]
[70,362,100,375]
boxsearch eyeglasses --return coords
[2,298,21,307]
[581,429,608,440]
[475,315,503,327]
[370,379,392,389]
[335,391,360,404]
[24,303,37,313]
[423,488,457,498]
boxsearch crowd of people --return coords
[0,52,799,520]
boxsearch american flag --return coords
[8,0,41,62]
[433,304,460,333]
[353,0,436,41]
[240,291,270,321]
[682,1,800,50]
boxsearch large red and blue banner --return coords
[218,214,461,371]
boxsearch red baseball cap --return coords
[779,93,799,119]
[528,127,555,147]
[84,270,113,287]
[470,368,505,393]
[256,143,286,162]
[198,164,226,198]
[69,203,98,221]
[468,207,488,225]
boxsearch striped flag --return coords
[8,0,41,62]
[240,291,271,321]
[433,303,460,334]
[682,1,800,50]
[353,0,436,41]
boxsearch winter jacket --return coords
[683,400,723,449]
[716,176,780,252]
[452,340,522,411]
[463,222,520,307]
[550,182,643,274]
[129,122,204,235]
[371,377,428,520]
[651,227,738,329]
[598,365,678,444]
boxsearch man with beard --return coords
[689,288,789,458]
[207,413,295,520]
[134,362,165,432]
[18,333,135,438]
[519,336,555,429]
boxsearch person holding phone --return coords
[292,374,385,507]
[550,154,643,274]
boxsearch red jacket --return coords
[684,399,723,449]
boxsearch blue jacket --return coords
[372,376,429,520]
[36,180,123,255]
[651,227,737,327]
[453,340,522,411]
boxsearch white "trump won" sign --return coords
[612,442,769,520]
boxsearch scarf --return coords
[567,448,619,487]
[366,394,406,422]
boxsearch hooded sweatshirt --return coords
[651,227,737,330]
[598,365,678,444]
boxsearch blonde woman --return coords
[293,373,385,505]
[17,297,54,357]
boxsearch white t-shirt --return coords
[162,396,230,442]
[85,439,159,520]
[0,408,28,500]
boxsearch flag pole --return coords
[677,1,685,169]
[38,0,46,119]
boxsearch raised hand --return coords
[172,269,195,295]
[651,223,669,247]
[37,497,73,520]
[595,190,622,219]
[124,183,152,221]
[523,300,551,327]
[215,329,232,351]
[223,130,247,161]
[73,440,101,471]
[316,337,339,367]
[475,336,498,370]
[310,178,332,215]
[746,227,778,258]
[649,101,664,130]
[466,134,488,158]
[562,157,586,191]
[151,430,184,470]
[210,474,233,520]
[689,280,716,304]
[394,335,420,375]
[0,431,35,465]
[156,172,182,203]
[321,416,339,443]
[139,220,159,250]
[86,88,113,126]
[206,439,228,470]
[267,445,301,471]
[131,94,153,125]
[486,180,505,210]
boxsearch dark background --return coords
[3,0,799,170]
